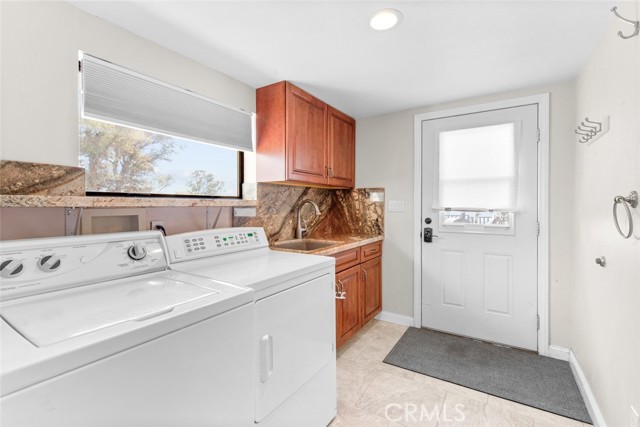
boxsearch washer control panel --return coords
[167,227,268,263]
[0,231,167,300]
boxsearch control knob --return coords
[38,254,62,272]
[0,259,25,278]
[127,244,147,261]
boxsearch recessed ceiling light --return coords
[370,9,403,31]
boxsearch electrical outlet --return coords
[150,220,164,230]
[369,191,384,202]
[631,406,639,427]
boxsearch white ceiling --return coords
[70,1,615,118]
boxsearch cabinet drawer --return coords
[360,242,382,262]
[332,248,361,272]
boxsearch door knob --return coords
[423,227,438,243]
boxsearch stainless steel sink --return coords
[273,239,340,251]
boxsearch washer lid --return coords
[1,275,218,347]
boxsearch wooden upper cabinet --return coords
[286,84,327,185]
[327,106,356,188]
[256,81,355,188]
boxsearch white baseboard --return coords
[375,311,414,327]
[570,350,607,427]
[547,344,570,361]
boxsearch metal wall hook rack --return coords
[611,6,639,39]
[612,190,637,239]
[575,116,609,144]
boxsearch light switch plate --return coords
[388,200,405,212]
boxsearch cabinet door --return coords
[327,106,356,188]
[286,83,328,185]
[336,265,360,347]
[361,257,382,325]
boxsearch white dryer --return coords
[166,227,337,427]
[0,231,254,427]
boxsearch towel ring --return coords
[613,191,637,238]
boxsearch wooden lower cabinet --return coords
[333,242,383,348]
[335,265,361,346]
[361,256,382,325]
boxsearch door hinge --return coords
[536,222,540,236]
[536,128,541,143]
[537,314,540,330]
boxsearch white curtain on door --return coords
[432,122,520,211]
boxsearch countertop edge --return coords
[271,235,384,256]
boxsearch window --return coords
[78,53,253,198]
[432,122,521,235]
[433,123,519,211]
[79,119,240,197]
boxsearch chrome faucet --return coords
[295,199,321,239]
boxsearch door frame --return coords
[412,93,550,356]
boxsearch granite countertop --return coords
[270,234,383,256]
[0,195,258,208]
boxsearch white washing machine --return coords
[166,227,337,427]
[0,231,254,427]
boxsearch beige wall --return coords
[357,81,577,347]
[572,1,640,426]
[0,1,255,166]
[0,207,233,241]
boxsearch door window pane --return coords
[434,123,518,211]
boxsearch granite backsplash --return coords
[0,161,85,196]
[233,183,384,244]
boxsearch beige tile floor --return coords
[331,320,592,427]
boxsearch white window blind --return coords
[80,53,254,152]
[433,122,519,211]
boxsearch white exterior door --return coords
[420,104,539,350]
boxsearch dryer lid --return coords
[1,274,218,347]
